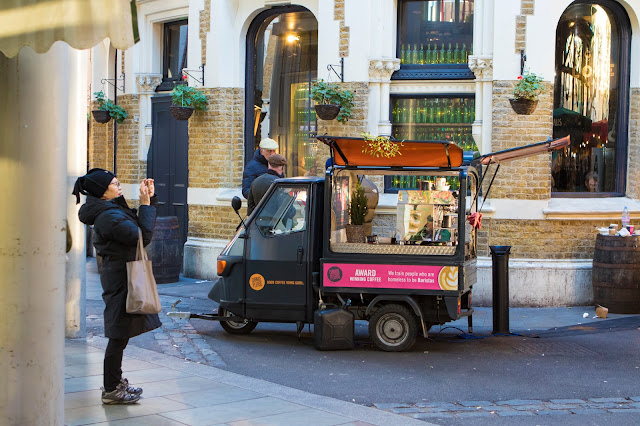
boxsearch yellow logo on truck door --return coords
[249,274,265,291]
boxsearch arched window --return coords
[245,6,319,177]
[552,1,630,196]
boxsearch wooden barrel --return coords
[592,234,640,314]
[147,216,183,284]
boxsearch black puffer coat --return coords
[79,195,161,339]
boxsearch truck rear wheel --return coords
[219,308,258,335]
[369,304,417,352]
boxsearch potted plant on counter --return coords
[509,72,544,115]
[345,180,368,243]
[170,84,208,120]
[311,79,354,123]
[91,91,127,124]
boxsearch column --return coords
[368,58,400,137]
[135,74,163,160]
[0,43,72,425]
[66,49,89,338]
[468,56,493,155]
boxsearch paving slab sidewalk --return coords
[65,337,430,426]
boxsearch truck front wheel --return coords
[369,304,417,352]
[219,308,258,335]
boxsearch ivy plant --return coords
[361,132,404,158]
[311,79,354,123]
[513,72,544,101]
[94,91,127,124]
[171,84,208,111]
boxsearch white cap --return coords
[259,138,279,150]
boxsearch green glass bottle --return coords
[418,44,425,64]
[428,98,435,123]
[470,99,475,122]
[426,44,432,64]
[410,176,418,188]
[421,99,429,123]
[454,43,461,63]
[455,98,462,123]
[411,44,418,65]
[401,99,407,123]
[434,98,441,123]
[440,43,446,64]
[400,44,405,64]
[405,99,414,123]
[447,43,453,64]
[414,100,421,124]
[461,43,467,63]
[442,98,450,123]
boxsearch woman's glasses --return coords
[110,181,121,188]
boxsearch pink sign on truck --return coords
[323,263,458,291]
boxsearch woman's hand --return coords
[144,178,155,197]
[139,181,150,205]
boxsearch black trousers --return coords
[104,337,129,391]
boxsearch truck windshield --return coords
[255,186,308,237]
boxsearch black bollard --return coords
[490,245,511,334]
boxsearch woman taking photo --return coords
[73,168,161,404]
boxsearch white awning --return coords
[0,0,139,58]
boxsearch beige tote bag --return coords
[126,229,161,314]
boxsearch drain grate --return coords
[508,341,598,356]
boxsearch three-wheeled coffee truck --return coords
[174,135,569,352]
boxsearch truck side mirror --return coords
[231,196,242,213]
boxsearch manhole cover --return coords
[508,341,597,356]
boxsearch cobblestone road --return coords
[374,397,640,420]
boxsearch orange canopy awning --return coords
[318,136,464,168]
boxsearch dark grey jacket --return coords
[242,149,269,198]
[79,195,161,339]
[247,169,283,215]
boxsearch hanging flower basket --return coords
[170,105,195,120]
[91,110,111,123]
[509,98,538,115]
[314,104,341,120]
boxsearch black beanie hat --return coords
[72,168,116,204]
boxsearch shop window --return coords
[552,1,630,196]
[245,7,319,178]
[157,20,188,91]
[387,94,477,192]
[394,0,475,80]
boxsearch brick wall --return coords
[188,88,245,189]
[334,0,350,58]
[189,205,239,240]
[627,89,640,199]
[488,81,553,200]
[200,0,211,65]
[515,0,534,53]
[89,100,114,171]
[113,95,144,184]
[317,82,368,138]
[477,218,614,259]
